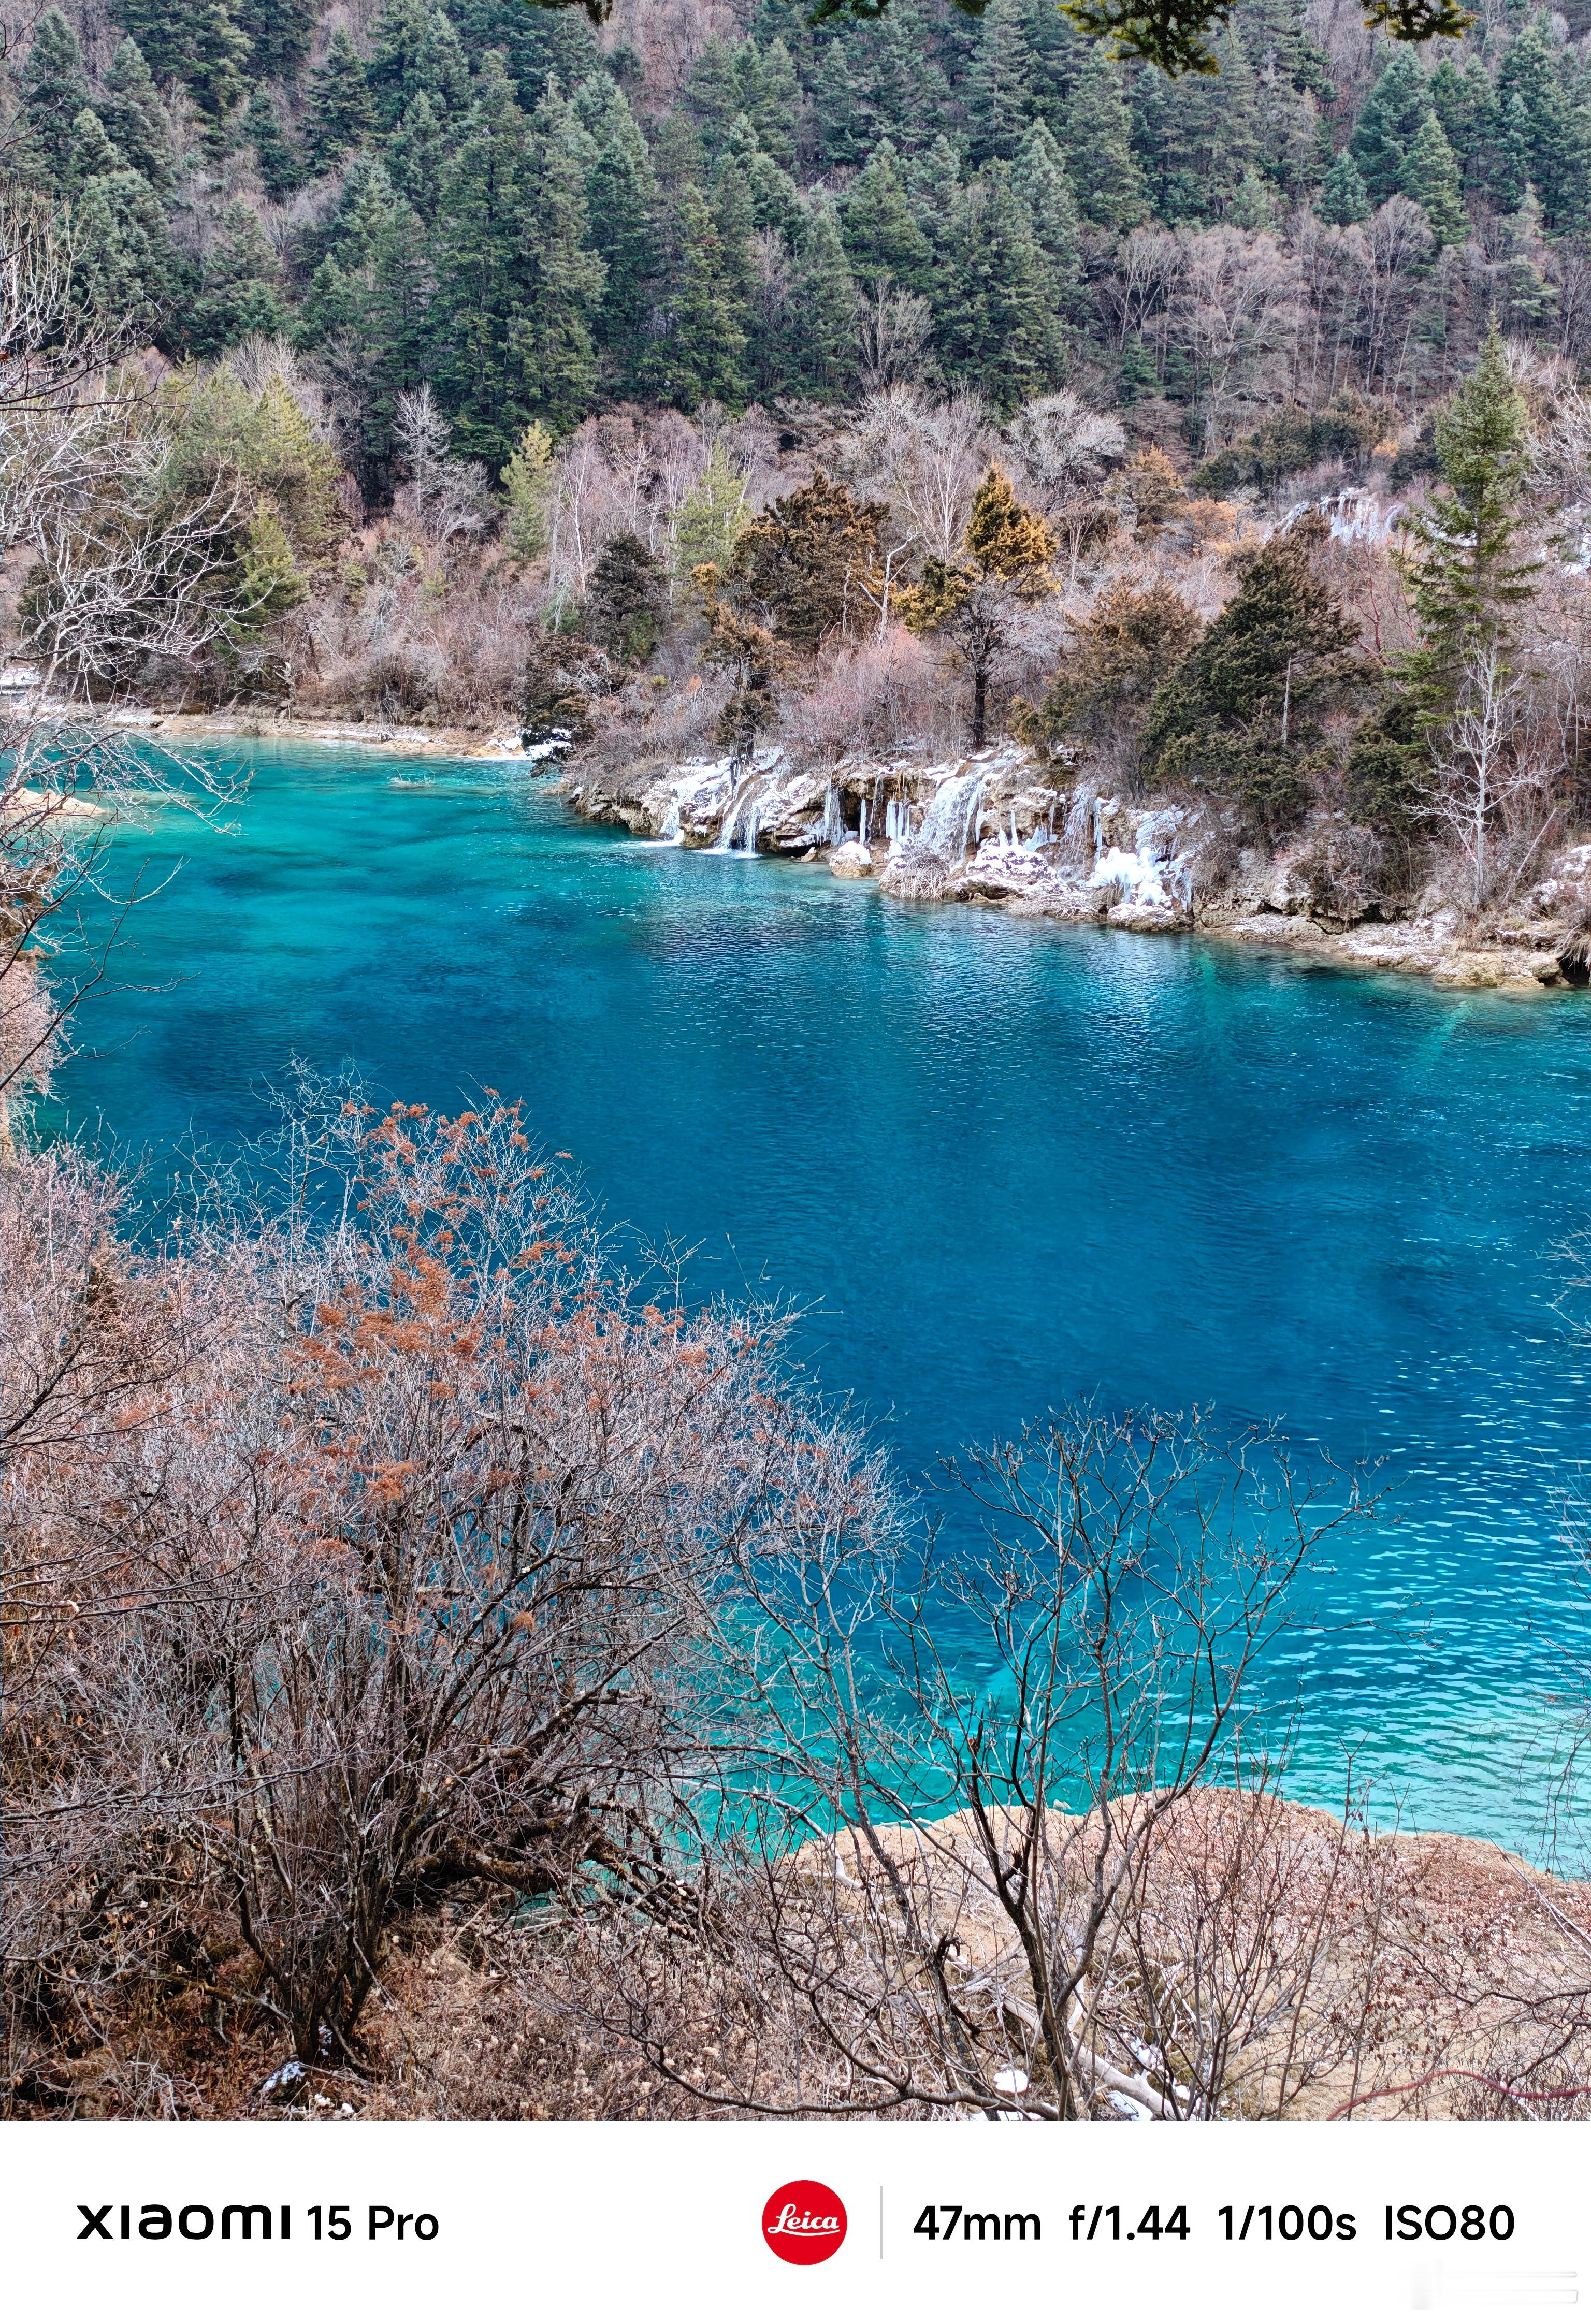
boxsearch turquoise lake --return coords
[52,741,1591,1859]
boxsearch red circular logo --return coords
[762,2180,847,2265]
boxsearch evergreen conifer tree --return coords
[73,166,177,343]
[1349,51,1428,206]
[245,89,302,205]
[102,40,174,196]
[20,11,92,184]
[429,54,537,464]
[111,0,249,137]
[685,34,741,163]
[1399,110,1466,246]
[748,151,803,240]
[386,91,450,221]
[814,39,863,169]
[787,195,859,400]
[511,88,606,436]
[966,0,1038,166]
[411,8,472,122]
[843,141,932,292]
[189,200,288,358]
[1428,53,1492,185]
[1012,120,1081,315]
[1060,48,1146,232]
[306,27,375,177]
[938,161,1065,409]
[646,183,748,411]
[745,36,799,167]
[587,107,661,395]
[1142,514,1360,837]
[1494,14,1576,224]
[234,0,314,86]
[366,0,433,132]
[1317,149,1371,225]
[297,162,430,495]
[1399,328,1537,722]
[1491,92,1535,218]
[66,107,120,191]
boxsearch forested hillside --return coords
[12,0,1591,469]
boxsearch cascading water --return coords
[911,769,986,861]
[714,764,770,853]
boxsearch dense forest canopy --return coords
[8,0,1591,488]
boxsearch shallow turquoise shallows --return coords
[51,742,1591,1858]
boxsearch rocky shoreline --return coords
[565,741,1591,1000]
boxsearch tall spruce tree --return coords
[189,200,288,358]
[1060,48,1146,233]
[19,12,92,185]
[511,89,606,435]
[111,0,250,137]
[429,54,537,466]
[1399,328,1537,724]
[298,160,431,495]
[938,162,1065,410]
[73,165,177,343]
[1349,51,1429,207]
[787,195,860,400]
[587,105,661,396]
[1012,117,1081,314]
[646,183,748,411]
[234,0,314,85]
[843,140,933,292]
[814,38,863,169]
[100,39,173,196]
[306,27,375,177]
[245,89,302,204]
[966,0,1039,166]
[1317,149,1371,225]
[1399,110,1466,246]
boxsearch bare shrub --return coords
[777,628,954,768]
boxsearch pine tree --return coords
[440,0,598,115]
[411,7,472,122]
[245,90,302,205]
[429,54,536,465]
[587,532,664,662]
[1491,92,1534,218]
[939,161,1065,408]
[20,11,91,184]
[73,167,177,344]
[843,140,932,292]
[1399,110,1466,247]
[1011,119,1080,314]
[814,39,862,169]
[189,200,287,359]
[1317,149,1370,225]
[1495,13,1577,224]
[510,89,606,436]
[1349,51,1428,207]
[966,0,1038,166]
[234,0,314,85]
[306,27,375,177]
[66,107,120,191]
[901,463,1054,746]
[748,151,803,240]
[869,3,953,154]
[1494,186,1557,338]
[745,35,798,167]
[386,92,450,222]
[685,34,741,163]
[1142,513,1360,837]
[1399,328,1537,722]
[297,162,431,496]
[587,107,661,395]
[646,183,748,411]
[1230,168,1277,230]
[1060,48,1146,233]
[502,419,555,559]
[101,39,174,196]
[724,470,885,649]
[786,195,859,400]
[367,0,433,132]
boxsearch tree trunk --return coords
[972,666,987,751]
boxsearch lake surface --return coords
[52,741,1591,1860]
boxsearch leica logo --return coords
[762,2180,847,2265]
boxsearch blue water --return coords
[51,742,1591,1858]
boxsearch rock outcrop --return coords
[560,742,1591,1000]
